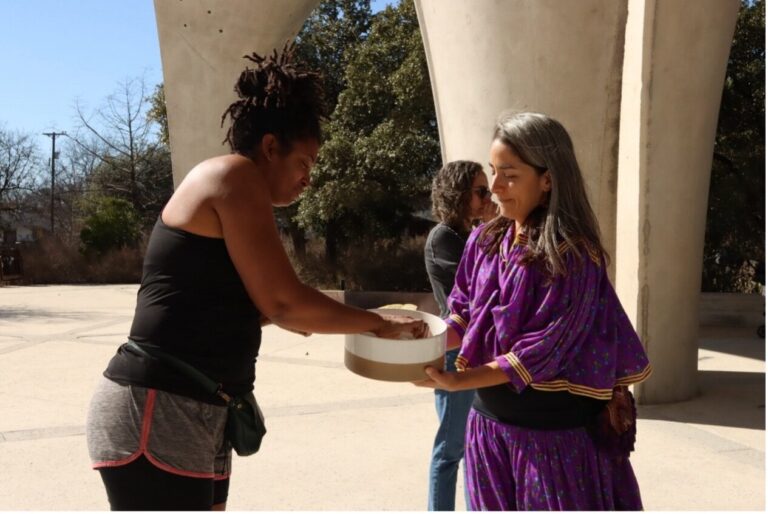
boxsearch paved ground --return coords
[0,285,764,510]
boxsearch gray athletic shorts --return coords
[86,377,232,480]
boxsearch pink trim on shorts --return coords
[92,388,231,480]
[143,451,226,480]
[92,450,143,469]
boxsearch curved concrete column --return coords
[414,0,629,269]
[153,0,320,185]
[615,0,739,403]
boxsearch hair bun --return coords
[231,44,323,113]
[221,43,326,153]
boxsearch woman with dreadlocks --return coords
[85,46,426,511]
[415,112,651,510]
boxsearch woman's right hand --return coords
[372,314,430,339]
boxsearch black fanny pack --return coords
[125,340,266,456]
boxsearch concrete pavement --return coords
[0,285,764,510]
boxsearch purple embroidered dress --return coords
[445,226,651,511]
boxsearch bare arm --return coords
[413,361,508,391]
[445,325,462,351]
[417,320,503,391]
[213,162,412,336]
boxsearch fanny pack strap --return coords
[125,340,232,402]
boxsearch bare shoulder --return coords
[163,154,269,237]
[185,154,263,193]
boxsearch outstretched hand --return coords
[413,366,462,391]
[372,314,430,339]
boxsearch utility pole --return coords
[42,131,66,234]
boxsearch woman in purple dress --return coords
[415,111,651,510]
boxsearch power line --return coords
[42,131,67,234]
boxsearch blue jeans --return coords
[428,348,475,511]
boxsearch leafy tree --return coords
[80,196,141,255]
[296,0,440,263]
[294,0,373,113]
[702,0,765,292]
[147,83,170,147]
[276,1,373,258]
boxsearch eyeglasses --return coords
[472,186,491,200]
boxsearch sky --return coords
[0,0,394,153]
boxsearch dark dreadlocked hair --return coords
[221,43,326,155]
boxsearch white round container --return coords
[344,308,447,382]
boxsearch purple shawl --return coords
[445,225,651,400]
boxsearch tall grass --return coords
[18,235,145,284]
[16,231,431,291]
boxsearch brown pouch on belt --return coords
[601,385,634,434]
[591,385,637,460]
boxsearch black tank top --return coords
[104,216,262,403]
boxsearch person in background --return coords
[416,112,651,510]
[86,46,425,511]
[424,160,496,511]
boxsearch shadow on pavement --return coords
[638,369,765,430]
[0,307,98,322]
[699,337,766,361]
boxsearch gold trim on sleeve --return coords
[503,351,533,384]
[530,380,613,400]
[448,314,468,330]
[455,355,469,372]
[529,364,654,400]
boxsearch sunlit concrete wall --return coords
[615,0,740,403]
[414,0,628,273]
[154,0,741,404]
[415,0,739,403]
[153,0,320,186]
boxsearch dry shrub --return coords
[283,237,339,289]
[20,231,429,290]
[342,235,430,292]
[18,236,87,283]
[84,245,145,283]
[18,234,145,284]
[285,234,431,292]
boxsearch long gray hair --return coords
[479,111,607,276]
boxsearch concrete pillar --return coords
[615,0,739,403]
[414,0,629,271]
[153,0,320,186]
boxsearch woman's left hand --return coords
[413,366,465,391]
[414,361,510,391]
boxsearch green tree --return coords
[147,83,170,147]
[296,0,440,263]
[702,0,765,292]
[294,0,372,113]
[80,196,141,255]
[276,1,373,258]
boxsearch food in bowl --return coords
[344,308,447,382]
